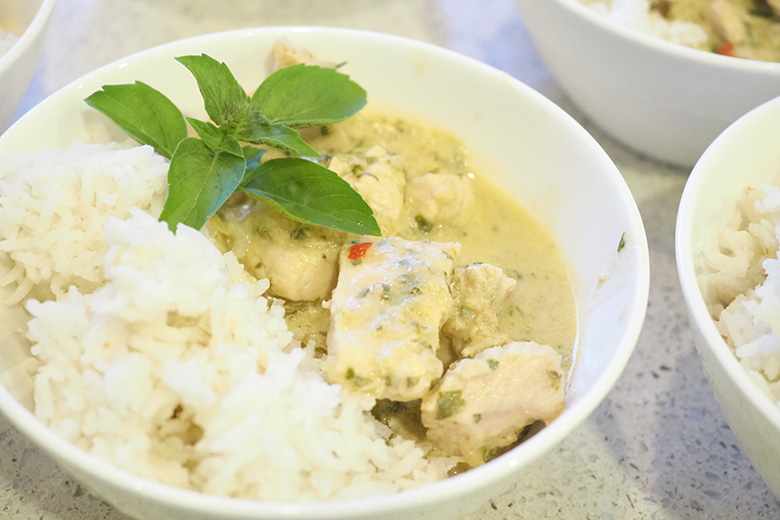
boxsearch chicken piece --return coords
[324,237,460,401]
[420,341,564,467]
[707,0,747,44]
[208,199,344,302]
[328,146,406,235]
[405,173,473,228]
[443,263,517,358]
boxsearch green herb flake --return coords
[414,215,433,233]
[290,227,308,240]
[548,370,562,390]
[617,232,626,252]
[473,413,482,424]
[345,367,371,387]
[481,446,498,463]
[487,359,499,371]
[436,390,465,419]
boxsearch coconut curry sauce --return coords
[206,111,578,467]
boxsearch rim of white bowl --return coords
[544,0,780,75]
[676,95,780,432]
[0,0,56,74]
[0,25,649,519]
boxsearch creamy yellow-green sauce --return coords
[209,109,578,374]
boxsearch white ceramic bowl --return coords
[515,0,780,168]
[0,27,650,520]
[0,0,56,133]
[677,95,780,499]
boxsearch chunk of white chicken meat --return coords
[405,173,473,228]
[443,263,517,358]
[206,199,344,302]
[706,0,747,44]
[327,146,406,236]
[420,341,564,467]
[324,237,460,401]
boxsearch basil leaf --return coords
[176,54,253,132]
[242,145,266,170]
[159,137,247,231]
[84,81,187,158]
[187,117,244,157]
[239,119,319,157]
[241,158,381,236]
[251,64,367,127]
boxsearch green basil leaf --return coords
[187,117,244,157]
[251,64,367,127]
[176,54,253,132]
[242,145,266,170]
[241,158,380,236]
[84,81,187,158]
[159,137,247,231]
[239,119,319,157]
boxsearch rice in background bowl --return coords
[0,27,649,520]
[514,0,780,167]
[677,95,780,499]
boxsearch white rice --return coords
[0,142,455,501]
[697,182,780,405]
[580,0,709,48]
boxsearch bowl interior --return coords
[0,27,649,519]
[0,0,44,36]
[676,95,780,495]
[677,94,780,416]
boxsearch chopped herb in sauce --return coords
[414,215,433,233]
[547,370,562,390]
[436,390,465,419]
[290,227,308,240]
[345,367,371,387]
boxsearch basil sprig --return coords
[85,54,380,236]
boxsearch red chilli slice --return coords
[715,43,735,56]
[348,242,373,261]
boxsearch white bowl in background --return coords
[676,96,780,499]
[0,27,650,520]
[515,0,780,168]
[0,0,56,133]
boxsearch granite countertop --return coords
[3,0,780,518]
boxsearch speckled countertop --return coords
[3,1,780,519]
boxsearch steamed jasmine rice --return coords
[697,181,780,404]
[0,142,455,501]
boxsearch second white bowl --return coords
[515,0,780,168]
